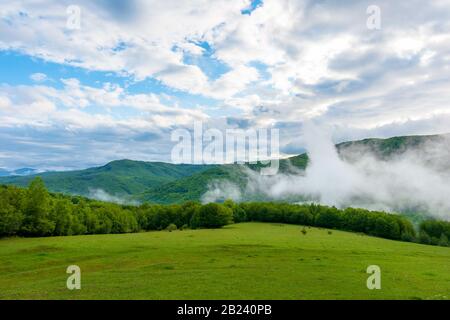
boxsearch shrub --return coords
[438,234,449,247]
[419,231,431,245]
[315,207,342,229]
[224,199,245,222]
[166,223,177,232]
[419,220,450,241]
[400,231,415,242]
[0,203,23,237]
[190,203,233,229]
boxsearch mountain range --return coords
[0,168,41,177]
[0,133,445,204]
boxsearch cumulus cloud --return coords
[0,78,210,169]
[0,0,257,99]
[1,0,450,170]
[0,79,208,127]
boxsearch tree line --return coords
[0,178,449,247]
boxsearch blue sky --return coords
[0,0,450,170]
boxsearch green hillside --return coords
[0,133,445,204]
[137,154,310,203]
[337,134,445,160]
[137,134,445,203]
[0,223,448,300]
[138,165,240,203]
[0,160,209,198]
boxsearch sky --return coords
[0,0,450,170]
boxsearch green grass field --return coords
[0,223,449,300]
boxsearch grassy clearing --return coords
[0,223,449,300]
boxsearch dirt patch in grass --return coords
[17,245,63,254]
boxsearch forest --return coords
[0,177,449,247]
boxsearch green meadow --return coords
[0,223,449,300]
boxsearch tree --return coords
[224,199,247,223]
[438,234,449,247]
[419,231,431,245]
[70,201,88,235]
[21,177,54,236]
[52,199,73,236]
[315,207,342,229]
[0,202,23,237]
[180,201,201,226]
[94,208,113,234]
[285,205,313,225]
[190,203,233,229]
[420,220,450,240]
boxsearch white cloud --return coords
[209,65,260,98]
[0,80,208,130]
[2,0,450,111]
[30,73,48,82]
[0,95,10,109]
[0,0,257,99]
[1,0,450,168]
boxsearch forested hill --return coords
[1,179,449,248]
[137,133,447,203]
[0,133,446,203]
[0,160,211,198]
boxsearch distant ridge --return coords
[0,167,41,177]
[0,133,446,203]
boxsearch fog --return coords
[89,188,139,206]
[201,181,242,204]
[204,123,450,220]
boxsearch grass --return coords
[0,223,449,300]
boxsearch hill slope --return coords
[0,223,448,299]
[136,154,310,203]
[138,134,447,203]
[0,160,209,197]
[0,133,446,203]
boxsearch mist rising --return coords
[203,124,450,220]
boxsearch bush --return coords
[190,203,233,229]
[400,231,415,242]
[0,203,23,237]
[419,231,431,245]
[438,234,449,247]
[166,223,177,232]
[315,207,342,229]
[223,199,247,223]
[419,220,450,243]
